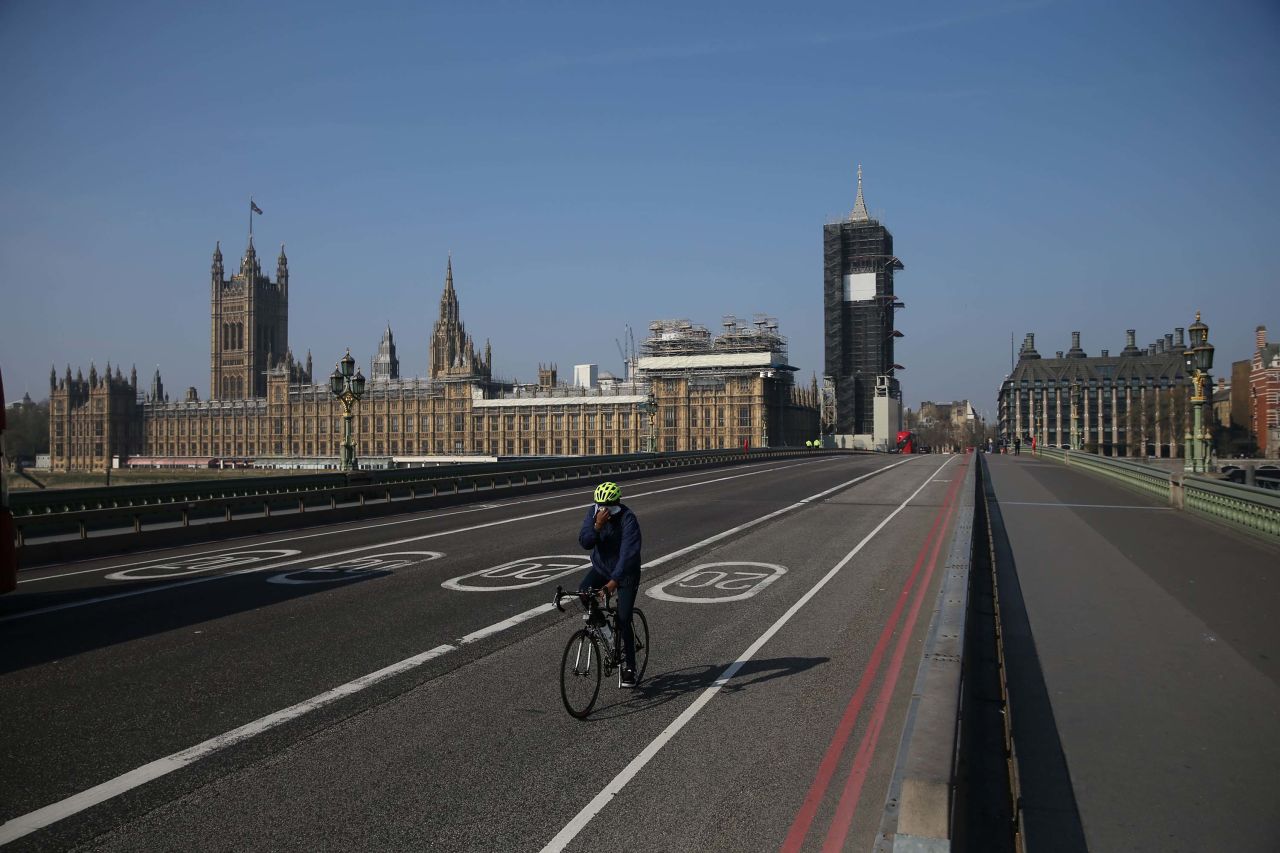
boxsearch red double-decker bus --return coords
[895,430,916,454]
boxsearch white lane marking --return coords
[539,456,955,853]
[0,643,457,847]
[18,457,832,584]
[266,552,444,586]
[0,457,922,845]
[645,562,787,604]
[1,459,866,623]
[442,556,592,592]
[104,551,301,581]
[1000,501,1170,510]
[458,603,558,645]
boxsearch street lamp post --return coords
[329,349,366,471]
[1183,312,1215,474]
[638,393,657,453]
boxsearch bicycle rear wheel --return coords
[630,607,650,682]
[560,629,602,718]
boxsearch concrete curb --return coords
[875,453,977,852]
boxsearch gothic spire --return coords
[445,253,454,293]
[850,163,870,222]
[50,364,57,391]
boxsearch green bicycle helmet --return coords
[593,481,621,505]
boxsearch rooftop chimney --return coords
[1122,329,1140,357]
[1165,333,1174,352]
[1175,327,1185,348]
[1067,330,1085,358]
[1056,351,1064,359]
[1101,349,1109,357]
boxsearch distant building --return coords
[996,328,1194,457]
[371,325,400,382]
[1211,378,1231,432]
[822,166,903,449]
[48,232,818,471]
[1250,325,1280,458]
[636,317,818,451]
[209,238,290,399]
[573,364,598,390]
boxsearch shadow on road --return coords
[588,656,829,720]
[982,456,1088,852]
[0,568,393,675]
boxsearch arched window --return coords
[237,323,244,350]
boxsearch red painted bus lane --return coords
[781,457,969,851]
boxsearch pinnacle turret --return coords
[850,163,870,222]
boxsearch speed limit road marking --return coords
[645,562,787,603]
[267,551,444,585]
[104,550,302,581]
[442,555,591,592]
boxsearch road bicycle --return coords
[553,585,650,719]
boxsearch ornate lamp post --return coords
[635,393,658,453]
[329,349,366,471]
[1183,312,1214,473]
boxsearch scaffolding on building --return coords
[641,315,788,360]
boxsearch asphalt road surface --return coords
[2,453,970,851]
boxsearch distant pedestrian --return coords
[1014,437,1022,456]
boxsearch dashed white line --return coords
[18,457,827,584]
[3,459,841,623]
[0,456,917,846]
[539,456,953,853]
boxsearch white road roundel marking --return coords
[442,555,592,592]
[645,562,787,604]
[267,551,444,585]
[105,550,302,581]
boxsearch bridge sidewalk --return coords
[983,453,1280,852]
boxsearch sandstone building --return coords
[49,238,818,472]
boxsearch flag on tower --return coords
[250,200,263,215]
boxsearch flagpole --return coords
[249,197,254,239]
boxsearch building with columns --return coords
[48,237,817,472]
[996,327,1196,457]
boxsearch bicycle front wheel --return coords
[561,629,602,719]
[631,607,650,682]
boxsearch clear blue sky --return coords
[2,0,1278,418]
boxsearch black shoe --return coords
[619,669,638,689]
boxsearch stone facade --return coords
[996,329,1194,457]
[48,243,818,472]
[210,237,292,400]
[1249,325,1280,457]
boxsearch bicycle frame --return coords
[554,585,621,667]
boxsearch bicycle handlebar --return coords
[553,585,612,612]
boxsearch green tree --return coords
[2,399,50,467]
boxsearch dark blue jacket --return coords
[578,504,642,582]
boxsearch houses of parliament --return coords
[48,233,818,472]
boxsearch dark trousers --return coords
[578,567,639,672]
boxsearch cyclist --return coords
[578,481,642,687]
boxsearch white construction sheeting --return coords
[636,352,786,371]
[842,271,876,302]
